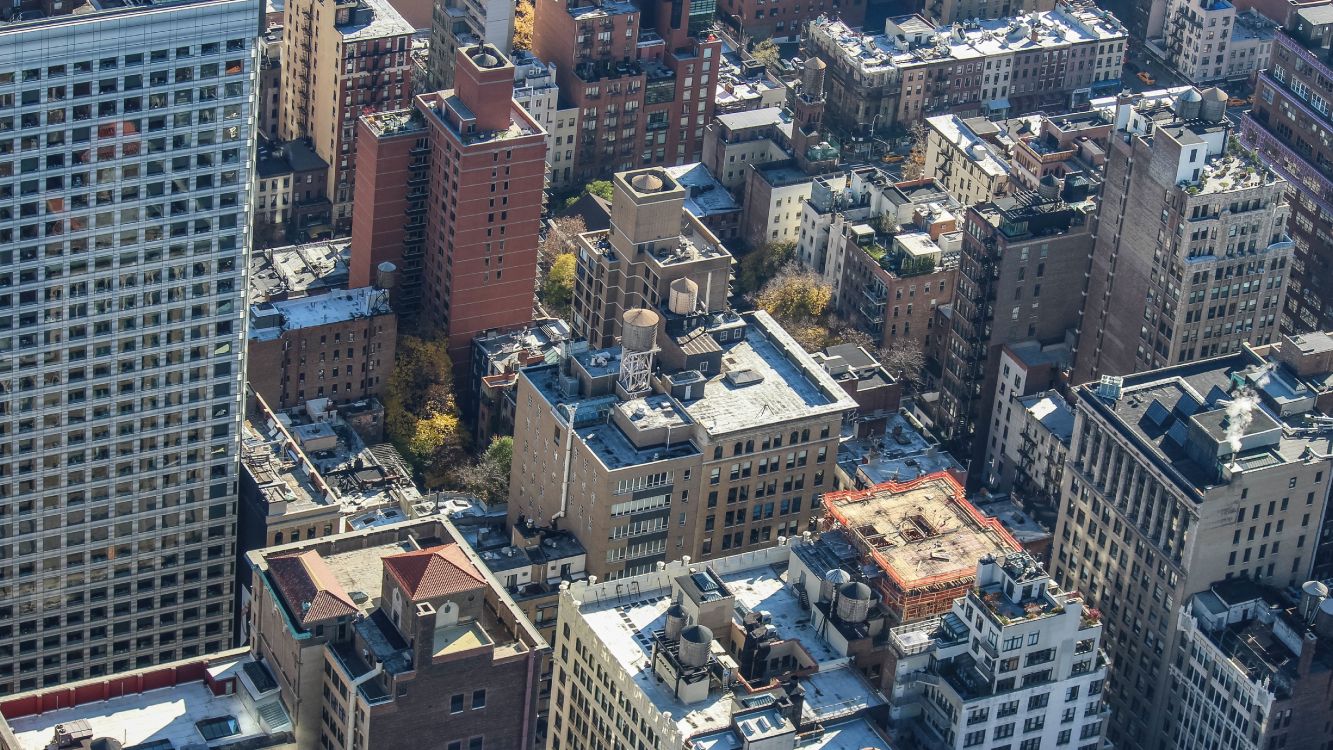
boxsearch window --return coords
[195,717,240,741]
[451,694,465,713]
[472,689,486,709]
[964,729,986,747]
[469,739,483,750]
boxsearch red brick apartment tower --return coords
[422,45,547,362]
[351,45,545,354]
[352,110,429,315]
[533,0,720,182]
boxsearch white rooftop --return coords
[839,412,964,486]
[250,287,392,341]
[338,0,414,40]
[809,6,1125,75]
[8,665,281,750]
[577,545,881,742]
[928,114,1010,178]
[682,312,857,435]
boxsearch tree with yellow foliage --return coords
[385,334,468,487]
[513,0,535,52]
[755,264,835,350]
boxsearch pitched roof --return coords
[267,550,359,628]
[383,544,487,602]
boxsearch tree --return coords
[585,179,614,201]
[512,0,534,52]
[540,252,576,320]
[456,436,514,506]
[385,334,468,487]
[902,121,929,181]
[751,39,780,71]
[881,337,926,389]
[755,264,835,350]
[540,216,588,265]
[736,240,796,296]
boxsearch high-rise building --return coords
[279,0,414,231]
[1048,345,1333,750]
[1077,86,1293,383]
[1242,3,1333,334]
[1168,580,1333,750]
[426,0,514,91]
[888,552,1110,750]
[351,44,547,362]
[246,517,547,750]
[0,0,258,692]
[531,0,722,182]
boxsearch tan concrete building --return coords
[571,169,734,348]
[1049,346,1333,750]
[279,0,414,230]
[507,308,857,580]
[246,518,547,750]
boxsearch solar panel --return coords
[1175,390,1201,417]
[1144,399,1172,427]
[1166,420,1190,448]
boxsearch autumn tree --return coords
[540,252,576,320]
[902,121,929,181]
[736,240,796,296]
[750,39,780,71]
[385,334,468,487]
[512,0,535,51]
[455,435,514,506]
[755,264,835,350]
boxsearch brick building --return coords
[806,8,1125,135]
[248,287,396,410]
[280,0,414,231]
[1242,3,1333,333]
[246,518,547,750]
[352,45,546,362]
[937,184,1097,475]
[716,0,864,43]
[532,0,722,182]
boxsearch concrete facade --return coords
[1049,348,1333,750]
[1077,87,1292,383]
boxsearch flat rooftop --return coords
[666,163,742,218]
[6,657,288,750]
[680,312,857,435]
[1017,392,1075,444]
[251,286,391,341]
[249,240,351,303]
[576,548,883,741]
[1078,349,1333,498]
[337,0,414,40]
[928,115,1010,178]
[825,474,1018,587]
[838,412,964,487]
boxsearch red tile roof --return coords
[383,544,487,602]
[267,550,359,628]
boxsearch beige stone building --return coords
[507,307,856,580]
[924,114,1013,207]
[280,0,414,230]
[1049,345,1333,750]
[571,169,734,349]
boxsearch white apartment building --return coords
[925,114,1013,207]
[1162,0,1276,84]
[890,553,1111,750]
[511,50,578,189]
[427,0,514,89]
[0,0,257,692]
